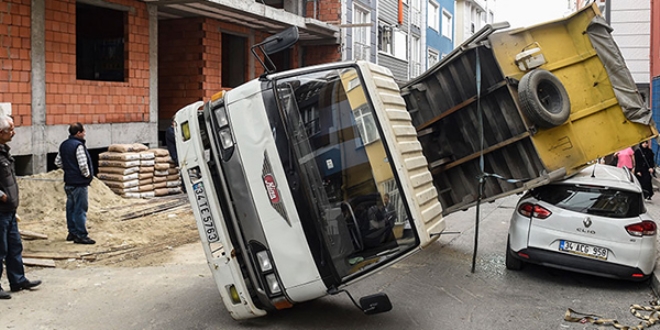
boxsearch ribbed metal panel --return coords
[360,61,445,247]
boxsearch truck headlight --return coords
[265,274,281,295]
[218,128,234,149]
[256,250,273,272]
[211,103,234,160]
[214,105,229,127]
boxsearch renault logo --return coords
[583,217,592,228]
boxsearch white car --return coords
[506,164,657,280]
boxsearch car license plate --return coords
[559,240,608,260]
[193,182,220,243]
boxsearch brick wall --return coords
[304,45,341,66]
[159,17,277,117]
[306,0,341,24]
[45,0,150,126]
[158,17,206,120]
[0,0,31,126]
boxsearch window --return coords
[378,23,393,54]
[428,0,439,31]
[222,33,247,88]
[353,6,371,61]
[411,36,421,77]
[531,184,643,218]
[428,48,439,67]
[354,105,379,145]
[76,3,127,82]
[411,0,422,28]
[442,9,452,39]
[393,31,408,61]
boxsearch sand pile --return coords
[15,169,199,268]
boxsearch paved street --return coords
[1,195,659,329]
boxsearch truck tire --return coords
[518,69,571,128]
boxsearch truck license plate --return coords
[193,182,220,243]
[559,240,608,260]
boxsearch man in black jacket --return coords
[0,114,42,299]
[55,123,95,245]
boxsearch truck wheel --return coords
[505,238,523,270]
[518,69,571,128]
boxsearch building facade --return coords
[426,0,455,67]
[0,0,341,175]
[454,0,495,45]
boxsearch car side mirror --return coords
[360,293,392,315]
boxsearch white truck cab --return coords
[174,30,444,319]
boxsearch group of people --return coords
[1,116,95,299]
[613,140,656,200]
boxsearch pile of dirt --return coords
[16,169,199,269]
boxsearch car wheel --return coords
[505,237,523,270]
[518,69,571,128]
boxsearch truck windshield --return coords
[274,67,417,281]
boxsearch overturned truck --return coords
[401,3,657,214]
[174,3,656,320]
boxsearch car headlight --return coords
[265,274,281,295]
[256,250,273,272]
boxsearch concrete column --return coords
[30,0,46,175]
[148,4,159,146]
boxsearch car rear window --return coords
[530,184,644,218]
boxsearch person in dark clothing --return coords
[634,141,655,200]
[166,117,178,166]
[55,123,95,244]
[165,117,185,193]
[0,114,42,299]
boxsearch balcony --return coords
[143,0,339,43]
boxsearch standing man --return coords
[55,123,95,245]
[165,117,178,166]
[0,114,42,299]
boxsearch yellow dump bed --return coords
[401,3,657,214]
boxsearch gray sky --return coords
[494,0,574,29]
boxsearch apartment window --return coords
[411,36,421,77]
[76,3,127,82]
[354,105,379,145]
[428,0,439,31]
[378,22,393,54]
[442,9,452,39]
[394,31,408,60]
[428,48,439,67]
[353,6,371,61]
[379,23,407,61]
[411,0,422,28]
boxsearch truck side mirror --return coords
[359,293,392,315]
[251,26,299,75]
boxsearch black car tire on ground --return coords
[518,69,571,128]
[505,237,523,270]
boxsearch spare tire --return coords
[518,69,571,128]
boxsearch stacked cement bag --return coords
[98,143,153,198]
[151,148,182,196]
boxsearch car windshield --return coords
[273,66,417,281]
[531,184,644,218]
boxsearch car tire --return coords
[518,69,571,128]
[505,237,523,270]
